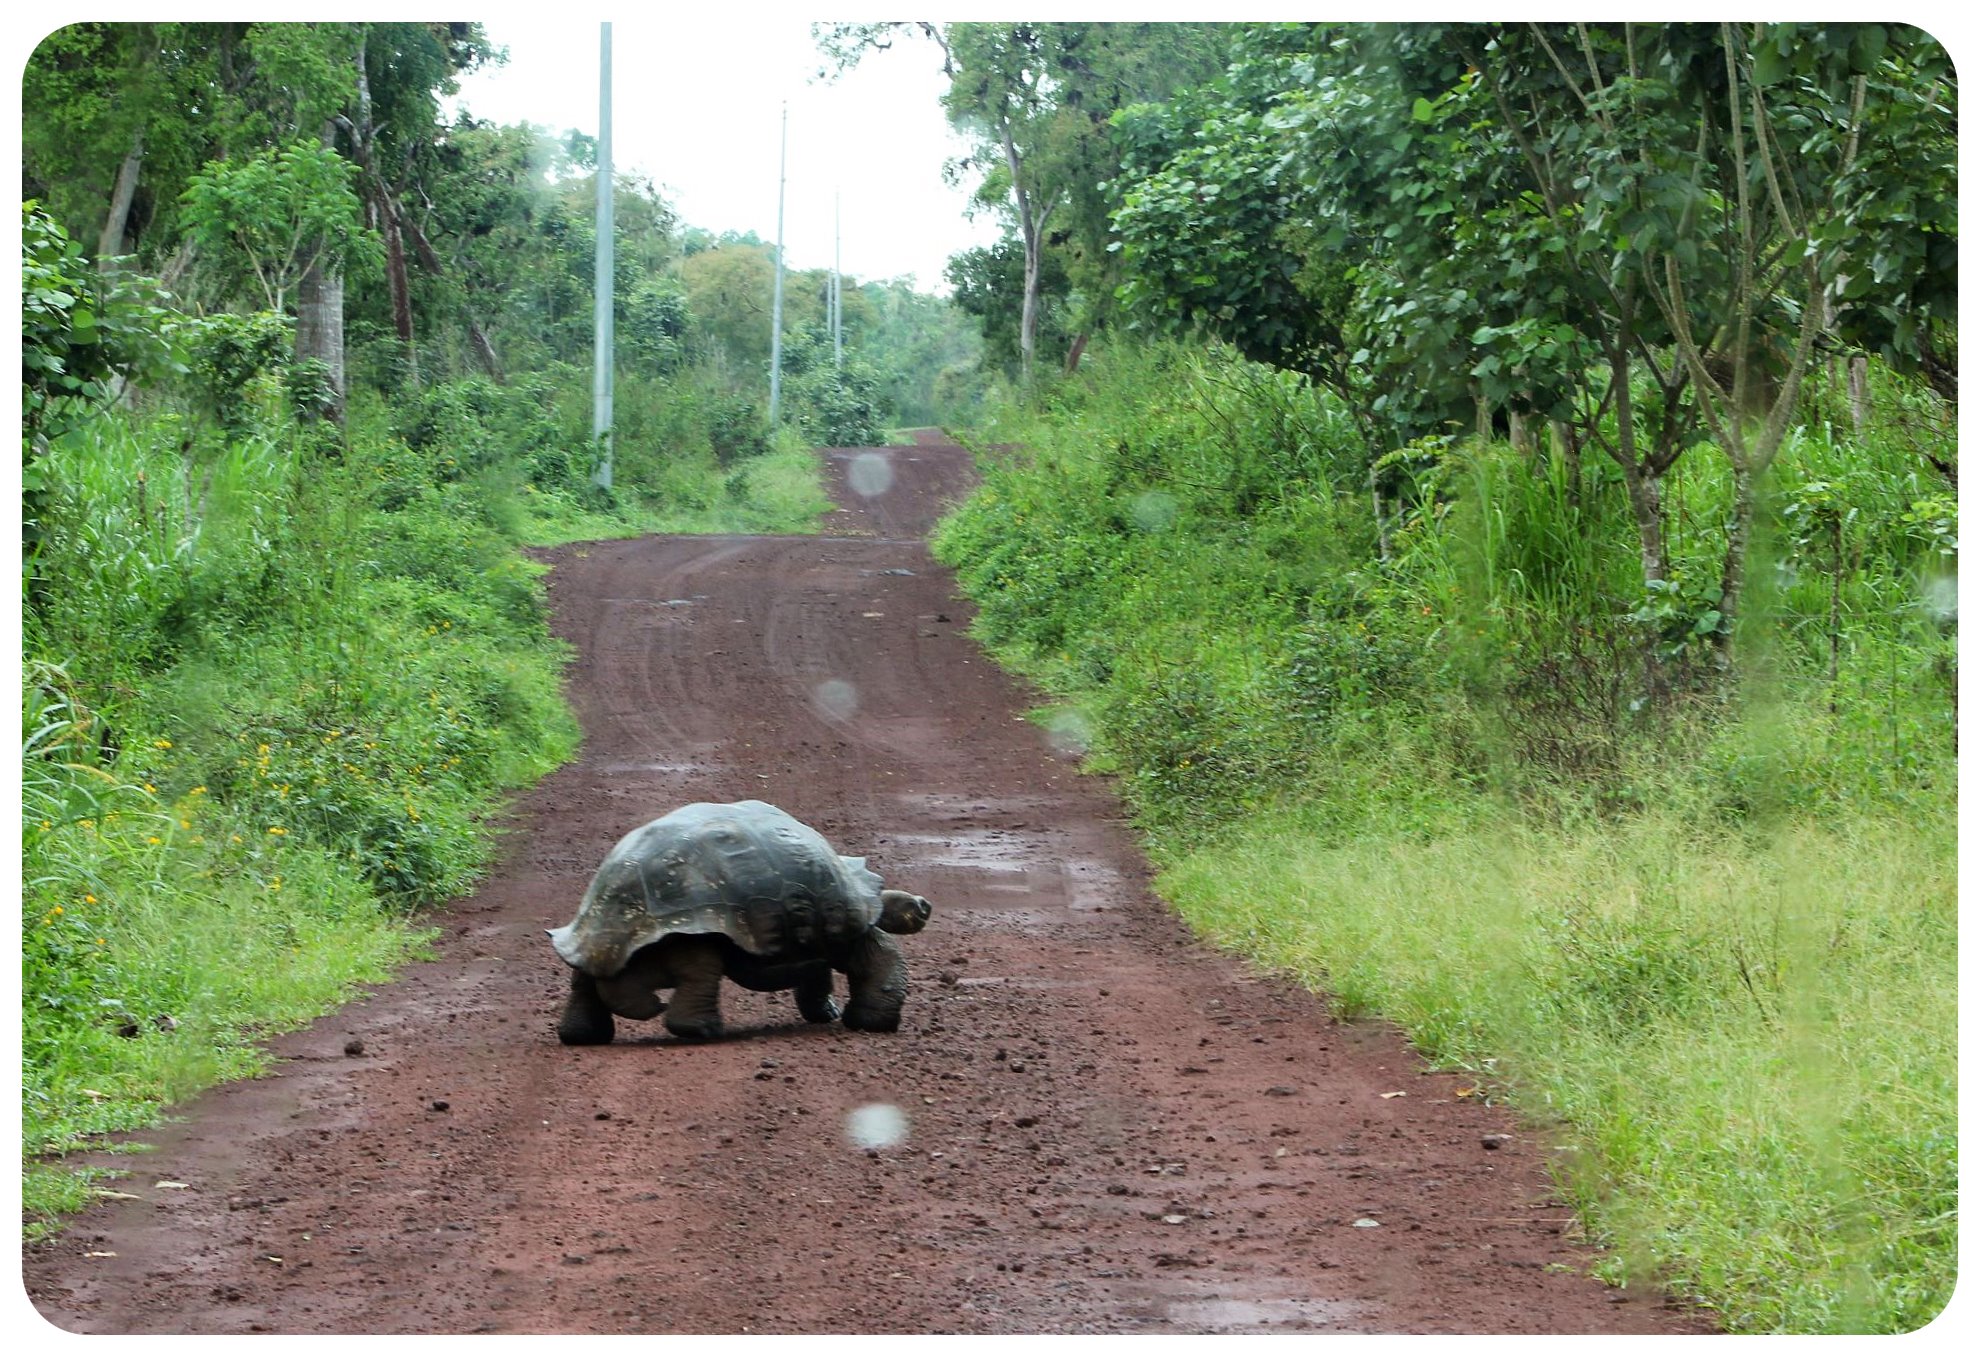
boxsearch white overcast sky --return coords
[447,15,1003,293]
[8,7,1009,294]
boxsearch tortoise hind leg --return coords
[661,936,727,1041]
[841,929,908,1032]
[557,968,616,1046]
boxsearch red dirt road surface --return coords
[24,433,1708,1335]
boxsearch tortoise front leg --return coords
[794,964,841,1024]
[661,936,727,1041]
[841,929,908,1032]
[557,968,616,1046]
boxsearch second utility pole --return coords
[768,103,787,427]
[591,21,614,489]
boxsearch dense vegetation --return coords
[19,17,1957,1338]
[19,21,981,1235]
[905,20,1956,1336]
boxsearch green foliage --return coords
[22,204,185,461]
[778,328,888,447]
[621,275,691,375]
[20,382,581,1215]
[180,138,377,313]
[182,310,295,435]
[938,335,1956,1331]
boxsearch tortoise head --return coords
[877,889,931,934]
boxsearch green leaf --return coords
[1411,96,1436,123]
[1752,41,1789,86]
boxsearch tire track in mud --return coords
[24,432,1706,1335]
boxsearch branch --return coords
[1573,23,1618,135]
[1659,251,1737,456]
[1529,25,1599,125]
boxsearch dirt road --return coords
[25,433,1706,1334]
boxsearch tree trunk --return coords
[1715,456,1754,654]
[296,261,347,424]
[382,198,418,387]
[1848,354,1870,434]
[1019,243,1041,382]
[1552,420,1581,511]
[1622,462,1665,590]
[98,128,145,262]
[1063,331,1089,375]
[1000,118,1049,386]
[294,113,348,423]
[467,319,504,382]
[1507,407,1533,458]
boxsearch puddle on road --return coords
[1162,1295,1365,1332]
[889,829,1037,876]
[597,759,703,776]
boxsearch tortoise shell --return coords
[547,801,887,977]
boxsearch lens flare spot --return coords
[813,679,859,722]
[845,1102,909,1150]
[1130,490,1178,532]
[1043,708,1092,757]
[848,451,895,499]
[1921,573,1957,625]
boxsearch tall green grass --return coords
[935,338,1957,1332]
[20,401,583,1232]
[1160,802,1955,1332]
[20,352,844,1236]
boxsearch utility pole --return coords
[833,191,843,370]
[591,21,614,489]
[768,104,787,427]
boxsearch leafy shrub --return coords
[183,310,294,436]
[938,333,1956,1333]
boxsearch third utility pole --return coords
[833,191,842,369]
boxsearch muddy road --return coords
[25,433,1705,1334]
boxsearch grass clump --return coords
[1161,806,1955,1332]
[935,338,1956,1332]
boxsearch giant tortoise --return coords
[549,800,931,1043]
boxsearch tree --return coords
[22,23,246,271]
[180,139,372,315]
[1111,21,1957,661]
[817,21,1230,384]
[946,237,1070,378]
[680,243,776,377]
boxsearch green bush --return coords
[937,336,1957,1331]
[20,391,578,1230]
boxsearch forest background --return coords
[19,20,1960,1336]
